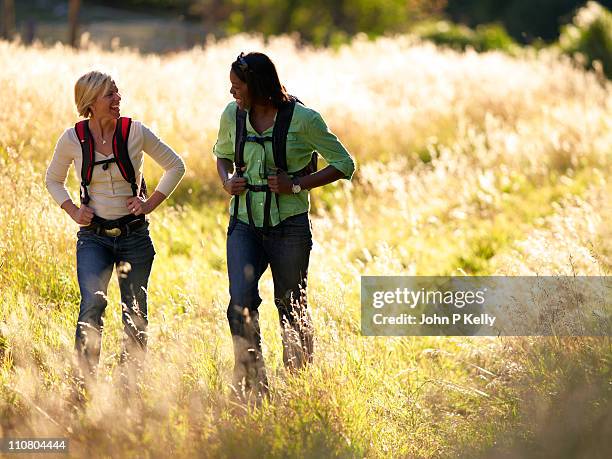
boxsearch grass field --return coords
[0,34,611,458]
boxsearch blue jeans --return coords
[75,222,155,382]
[226,213,314,395]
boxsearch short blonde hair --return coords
[74,71,113,118]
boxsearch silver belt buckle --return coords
[104,227,122,237]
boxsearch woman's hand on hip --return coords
[126,196,151,216]
[223,176,247,195]
[268,169,293,194]
[69,204,94,225]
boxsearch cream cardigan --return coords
[46,121,185,220]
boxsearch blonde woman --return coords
[45,71,185,391]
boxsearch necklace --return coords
[90,123,112,146]
[93,133,109,145]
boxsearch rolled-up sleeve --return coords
[141,124,186,197]
[306,111,355,180]
[45,129,75,206]
[213,103,235,161]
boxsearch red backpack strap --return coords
[112,117,138,196]
[75,119,94,204]
[120,116,130,141]
[120,117,147,198]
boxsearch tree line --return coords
[1,0,610,67]
[91,0,611,45]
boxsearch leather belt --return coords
[82,215,146,237]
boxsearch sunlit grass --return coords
[0,33,610,457]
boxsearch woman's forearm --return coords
[296,165,345,190]
[217,158,235,184]
[141,125,186,197]
[60,199,78,218]
[144,190,167,213]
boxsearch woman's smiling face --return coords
[229,70,250,110]
[90,80,121,119]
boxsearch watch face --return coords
[292,184,301,194]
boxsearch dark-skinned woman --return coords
[213,52,355,401]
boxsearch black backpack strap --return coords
[262,189,272,230]
[267,97,300,231]
[235,108,247,171]
[114,117,147,198]
[229,107,248,235]
[75,117,145,206]
[93,157,116,170]
[271,98,297,172]
[277,96,318,177]
[75,119,94,205]
[229,98,309,234]
[139,176,148,199]
[112,117,138,197]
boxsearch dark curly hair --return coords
[231,52,290,108]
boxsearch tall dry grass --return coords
[0,34,610,458]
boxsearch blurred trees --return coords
[1,0,15,39]
[412,21,517,52]
[94,0,612,45]
[189,0,447,44]
[559,1,612,78]
[68,0,81,47]
[101,0,448,45]
[446,0,612,42]
[1,0,600,56]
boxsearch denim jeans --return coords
[75,221,155,383]
[226,212,314,396]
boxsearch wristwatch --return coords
[291,177,302,194]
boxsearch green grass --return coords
[1,115,610,456]
[1,36,611,457]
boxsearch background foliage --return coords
[0,1,611,457]
[559,1,612,77]
[0,30,610,457]
[91,0,612,44]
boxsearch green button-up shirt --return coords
[213,101,356,227]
